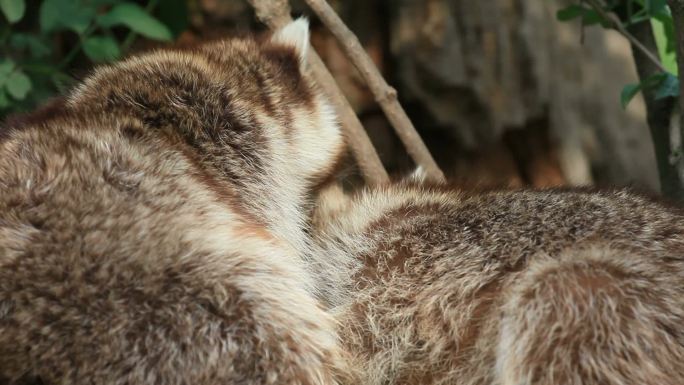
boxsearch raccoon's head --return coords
[216,17,344,185]
[61,18,345,245]
[67,17,343,191]
[263,18,344,184]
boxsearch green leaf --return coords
[0,60,14,85]
[82,35,121,63]
[621,72,679,108]
[556,4,609,27]
[556,5,584,21]
[641,72,668,88]
[5,70,31,100]
[97,3,172,41]
[581,9,609,27]
[621,83,642,109]
[10,34,52,58]
[155,0,189,37]
[631,0,669,15]
[646,0,668,16]
[0,0,24,23]
[0,60,13,71]
[51,72,74,93]
[651,16,678,74]
[0,88,9,108]
[40,0,95,34]
[653,12,676,54]
[20,62,59,75]
[654,73,680,99]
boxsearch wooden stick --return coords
[247,0,390,185]
[303,0,446,182]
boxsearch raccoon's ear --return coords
[271,17,309,63]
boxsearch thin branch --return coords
[308,49,391,184]
[610,1,684,202]
[247,0,389,185]
[303,0,446,182]
[585,0,668,73]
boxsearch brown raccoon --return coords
[0,19,347,385]
[311,180,684,385]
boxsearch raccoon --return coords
[0,19,347,385]
[311,180,684,385]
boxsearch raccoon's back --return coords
[325,186,684,385]
[0,116,239,383]
[0,114,343,385]
[0,113,225,264]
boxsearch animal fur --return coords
[311,182,684,385]
[3,12,683,385]
[0,18,347,385]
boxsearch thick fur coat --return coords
[311,181,684,385]
[0,19,346,385]
[2,13,683,385]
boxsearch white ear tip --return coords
[288,17,309,32]
[272,17,310,60]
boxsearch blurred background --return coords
[0,0,671,192]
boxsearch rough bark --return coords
[386,0,658,189]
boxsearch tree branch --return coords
[585,0,668,73]
[610,1,684,202]
[247,0,390,185]
[303,0,446,182]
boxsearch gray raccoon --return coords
[0,19,346,385]
[311,181,684,385]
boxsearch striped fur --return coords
[311,182,684,385]
[0,19,346,385]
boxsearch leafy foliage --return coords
[556,0,679,108]
[82,36,122,62]
[620,72,680,108]
[0,0,184,116]
[556,4,610,27]
[0,0,25,23]
[97,3,172,40]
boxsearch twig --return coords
[585,0,668,73]
[59,23,96,69]
[610,1,683,202]
[303,0,446,182]
[247,0,389,185]
[308,51,391,184]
